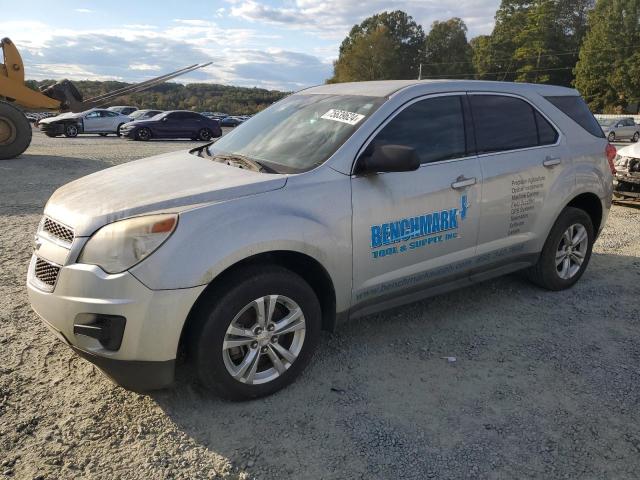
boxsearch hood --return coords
[39,112,77,124]
[617,143,640,159]
[44,150,288,236]
[123,119,156,127]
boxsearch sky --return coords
[1,0,500,91]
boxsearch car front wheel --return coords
[64,124,78,138]
[527,207,594,291]
[607,132,616,142]
[633,132,639,143]
[135,127,151,141]
[188,265,321,400]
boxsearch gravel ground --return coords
[1,130,639,480]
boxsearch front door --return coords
[351,94,482,310]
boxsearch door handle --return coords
[543,156,561,167]
[451,176,477,189]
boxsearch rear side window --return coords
[544,95,604,138]
[534,111,559,145]
[470,95,557,154]
[373,95,467,164]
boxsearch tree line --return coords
[26,80,287,115]
[329,1,640,113]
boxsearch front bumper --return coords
[39,122,65,135]
[119,127,136,138]
[27,256,206,390]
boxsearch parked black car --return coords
[119,111,222,141]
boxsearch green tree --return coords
[422,18,474,78]
[575,0,640,112]
[471,0,593,85]
[329,10,425,82]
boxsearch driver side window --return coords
[373,95,467,164]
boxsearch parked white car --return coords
[613,143,640,199]
[38,108,132,137]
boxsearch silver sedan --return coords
[599,117,640,142]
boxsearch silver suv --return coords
[27,80,614,399]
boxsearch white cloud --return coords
[74,8,92,13]
[0,19,329,90]
[230,0,499,39]
[129,63,162,71]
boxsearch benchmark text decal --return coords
[369,195,469,259]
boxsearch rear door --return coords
[469,93,566,269]
[351,93,482,309]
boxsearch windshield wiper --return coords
[204,150,278,173]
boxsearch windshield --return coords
[207,94,385,173]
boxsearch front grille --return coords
[34,257,61,287]
[42,217,74,244]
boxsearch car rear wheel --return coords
[607,132,616,142]
[64,124,78,138]
[198,128,212,141]
[188,265,321,400]
[135,127,151,141]
[633,132,639,142]
[527,207,594,291]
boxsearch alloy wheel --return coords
[555,223,588,280]
[222,295,306,385]
[137,128,150,140]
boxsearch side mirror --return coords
[355,143,420,175]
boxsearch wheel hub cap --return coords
[555,223,588,280]
[222,295,306,385]
[0,117,16,145]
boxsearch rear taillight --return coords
[606,143,617,174]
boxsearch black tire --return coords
[633,132,639,143]
[608,132,615,142]
[527,207,594,291]
[0,101,32,160]
[99,133,108,137]
[135,127,151,141]
[116,123,124,137]
[188,265,321,400]
[64,123,79,138]
[198,128,212,141]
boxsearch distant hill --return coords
[25,80,289,115]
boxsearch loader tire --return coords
[0,101,32,160]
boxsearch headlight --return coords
[78,214,177,273]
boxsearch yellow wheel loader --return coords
[0,37,210,159]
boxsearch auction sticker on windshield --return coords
[321,109,366,125]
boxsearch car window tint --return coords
[86,112,99,118]
[470,95,539,153]
[373,95,467,164]
[534,110,558,145]
[544,95,604,138]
